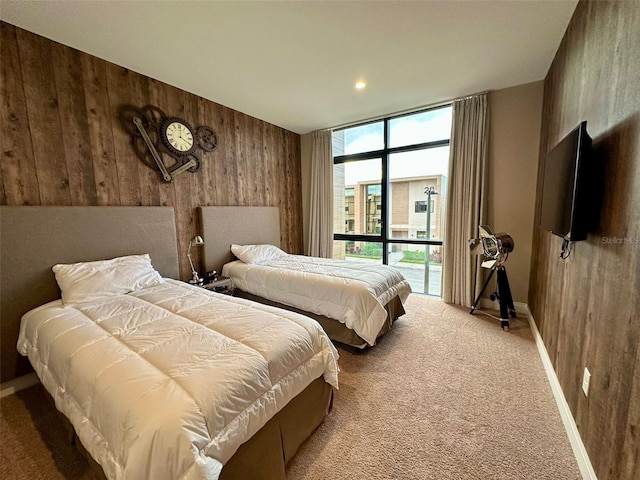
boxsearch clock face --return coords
[164,121,195,154]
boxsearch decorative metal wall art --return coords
[119,105,218,182]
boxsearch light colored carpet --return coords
[1,383,98,479]
[0,294,581,479]
[287,294,582,479]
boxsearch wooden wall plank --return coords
[529,2,640,479]
[257,122,273,205]
[147,77,174,208]
[274,127,287,247]
[196,96,217,207]
[16,27,71,206]
[106,64,141,206]
[233,111,248,205]
[283,130,303,253]
[0,23,40,206]
[223,106,238,205]
[245,116,258,204]
[50,42,97,206]
[80,52,120,205]
[0,163,6,205]
[128,73,160,206]
[203,99,226,206]
[288,130,303,253]
[184,90,205,211]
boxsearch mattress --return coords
[222,255,412,346]
[17,279,339,480]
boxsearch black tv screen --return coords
[539,121,593,241]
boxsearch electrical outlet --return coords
[582,367,591,396]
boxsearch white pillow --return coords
[52,254,164,304]
[231,244,287,264]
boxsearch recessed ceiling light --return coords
[355,81,367,89]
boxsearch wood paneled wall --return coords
[529,2,639,479]
[1,23,302,283]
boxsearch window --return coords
[332,105,452,295]
[414,200,434,213]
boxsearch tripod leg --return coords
[469,267,496,314]
[496,267,515,330]
[499,267,516,318]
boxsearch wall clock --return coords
[119,105,218,182]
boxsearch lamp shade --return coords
[190,235,205,247]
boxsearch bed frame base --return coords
[235,290,406,349]
[56,377,332,480]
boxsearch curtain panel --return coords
[307,129,334,257]
[442,94,489,307]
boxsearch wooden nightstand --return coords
[202,276,234,295]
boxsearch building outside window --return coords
[332,105,452,295]
[366,184,382,234]
[344,188,355,233]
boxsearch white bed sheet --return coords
[222,255,412,346]
[17,279,339,480]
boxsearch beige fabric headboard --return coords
[199,206,281,274]
[0,206,179,383]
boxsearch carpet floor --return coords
[0,294,581,479]
[286,294,581,479]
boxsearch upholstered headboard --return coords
[0,206,179,383]
[199,206,281,274]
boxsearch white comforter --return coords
[17,279,339,480]
[222,255,412,346]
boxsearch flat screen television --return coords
[539,121,593,241]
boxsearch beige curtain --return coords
[442,94,489,307]
[308,129,334,257]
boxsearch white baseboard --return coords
[523,304,597,480]
[0,372,39,399]
[513,301,529,315]
[478,298,529,316]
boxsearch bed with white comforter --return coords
[18,279,339,480]
[222,246,412,347]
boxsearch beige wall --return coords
[301,81,543,303]
[486,81,543,303]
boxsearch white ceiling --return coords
[1,1,577,135]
